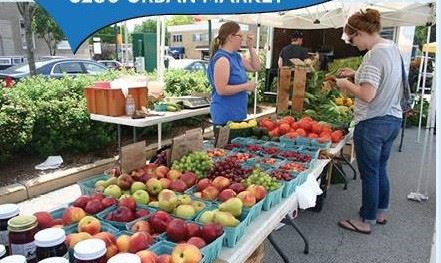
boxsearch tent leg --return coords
[267,234,290,263]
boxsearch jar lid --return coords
[73,239,106,260]
[35,228,66,247]
[0,204,19,219]
[8,215,38,232]
[38,257,69,263]
[108,253,141,263]
[0,245,5,258]
[0,255,27,263]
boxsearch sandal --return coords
[338,219,371,234]
[376,219,387,225]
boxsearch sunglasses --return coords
[348,32,359,45]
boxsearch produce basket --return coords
[78,173,110,195]
[229,128,253,141]
[64,220,119,235]
[150,240,206,263]
[230,137,254,146]
[262,186,284,211]
[117,230,163,244]
[242,198,264,223]
[96,204,156,230]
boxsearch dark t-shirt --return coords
[279,44,309,66]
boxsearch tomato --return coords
[299,116,313,122]
[311,123,322,134]
[318,135,332,143]
[281,116,295,124]
[298,120,312,132]
[286,132,299,139]
[321,126,332,134]
[319,131,331,138]
[279,123,291,135]
[290,122,299,130]
[262,120,275,131]
[331,131,342,143]
[296,128,307,137]
[308,133,319,139]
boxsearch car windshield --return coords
[1,61,51,73]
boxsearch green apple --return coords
[146,178,163,195]
[95,180,108,188]
[103,185,122,199]
[158,189,178,213]
[132,190,150,205]
[191,200,206,213]
[105,177,118,186]
[175,204,196,220]
[198,210,215,224]
[177,194,192,205]
[149,201,159,208]
[131,182,146,194]
[119,194,132,200]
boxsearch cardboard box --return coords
[342,140,356,163]
[84,86,148,116]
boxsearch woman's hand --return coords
[244,82,256,92]
[337,67,355,78]
[246,33,254,49]
[335,78,352,94]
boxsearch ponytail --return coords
[210,36,221,58]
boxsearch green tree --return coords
[133,19,157,33]
[166,15,194,26]
[413,26,427,50]
[16,3,36,76]
[92,24,128,44]
[32,6,65,56]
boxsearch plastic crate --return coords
[242,198,264,223]
[96,204,156,230]
[64,220,119,235]
[279,135,297,147]
[262,186,284,211]
[310,140,332,149]
[150,240,206,262]
[230,137,254,146]
[77,173,110,195]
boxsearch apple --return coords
[167,169,182,180]
[191,200,206,213]
[212,176,231,191]
[128,231,154,253]
[171,243,202,263]
[237,191,256,207]
[108,206,135,222]
[90,193,105,202]
[85,199,105,214]
[131,220,151,233]
[131,181,146,194]
[119,196,137,211]
[101,197,117,208]
[166,218,188,242]
[247,184,267,201]
[156,255,172,263]
[77,216,101,235]
[104,185,122,199]
[106,244,119,259]
[73,195,92,209]
[137,250,158,263]
[50,218,64,227]
[218,189,237,202]
[146,178,163,195]
[229,182,246,194]
[186,223,201,237]
[110,167,121,177]
[158,189,178,213]
[169,179,188,193]
[175,205,196,220]
[143,163,158,174]
[149,201,159,208]
[34,211,54,229]
[160,178,172,189]
[177,194,192,205]
[201,186,219,200]
[180,172,197,187]
[117,173,134,190]
[132,190,150,205]
[200,223,224,243]
[62,207,86,225]
[93,232,116,247]
[196,178,211,192]
[135,209,150,218]
[198,210,215,224]
[116,234,130,253]
[66,232,92,249]
[187,237,206,249]
[155,165,170,178]
[148,211,172,233]
[95,180,108,189]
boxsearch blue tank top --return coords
[208,49,248,125]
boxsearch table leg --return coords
[117,124,122,167]
[325,161,333,190]
[158,123,162,149]
[133,127,137,143]
[339,151,357,180]
[332,161,348,190]
[281,215,309,254]
[267,233,290,263]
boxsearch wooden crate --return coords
[276,66,307,114]
[84,86,148,116]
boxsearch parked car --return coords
[167,59,208,73]
[97,60,133,70]
[0,58,109,87]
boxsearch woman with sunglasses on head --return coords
[208,21,260,131]
[336,9,403,234]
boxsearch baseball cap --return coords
[291,31,304,39]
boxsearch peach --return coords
[128,231,154,253]
[157,254,172,263]
[62,207,86,225]
[131,220,152,234]
[106,244,119,259]
[116,234,130,252]
[167,169,182,180]
[212,176,231,191]
[171,243,202,263]
[201,186,219,201]
[93,232,116,247]
[77,216,101,235]
[136,250,158,263]
[237,191,256,207]
[160,178,172,189]
[247,184,267,201]
[66,232,91,249]
[155,165,170,178]
[218,189,237,202]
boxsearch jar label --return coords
[10,241,36,260]
[0,230,8,246]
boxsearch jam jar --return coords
[73,239,107,263]
[108,253,141,263]
[0,204,20,254]
[8,215,38,263]
[0,254,27,263]
[38,257,70,263]
[0,245,5,259]
[35,228,68,260]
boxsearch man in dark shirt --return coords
[278,31,309,67]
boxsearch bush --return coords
[164,70,210,96]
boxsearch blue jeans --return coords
[353,115,402,224]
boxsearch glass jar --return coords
[35,228,68,261]
[0,255,27,263]
[8,215,38,263]
[108,253,141,263]
[73,239,107,263]
[0,204,20,254]
[0,245,5,259]
[38,257,69,263]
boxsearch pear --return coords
[219,197,243,217]
[95,180,108,188]
[158,189,178,212]
[214,211,240,227]
[105,177,118,186]
[199,210,215,224]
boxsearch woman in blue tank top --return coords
[207,21,260,125]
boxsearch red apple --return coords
[117,173,134,190]
[119,196,137,211]
[218,189,237,202]
[167,169,182,180]
[196,178,211,192]
[186,223,201,238]
[229,182,246,194]
[169,179,188,192]
[247,184,267,201]
[131,220,152,233]
[135,209,150,218]
[155,165,170,178]
[73,195,92,209]
[212,176,231,191]
[93,232,116,247]
[109,206,135,222]
[148,211,172,233]
[187,237,206,249]
[160,178,172,189]
[77,216,101,235]
[181,172,197,187]
[201,186,219,201]
[84,199,105,214]
[62,207,86,225]
[90,193,105,202]
[166,218,188,242]
[128,231,154,253]
[101,197,117,208]
[237,191,256,207]
[200,223,223,243]
[50,218,65,227]
[156,254,172,263]
[34,211,54,229]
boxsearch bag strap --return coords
[399,54,413,112]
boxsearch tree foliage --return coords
[133,19,157,33]
[32,6,65,56]
[166,15,194,26]
[16,3,36,76]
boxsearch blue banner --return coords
[35,0,328,53]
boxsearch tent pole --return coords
[417,25,431,142]
[423,68,436,196]
[254,18,261,117]
[157,16,161,79]
[160,16,166,83]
